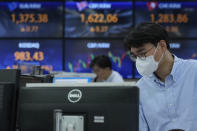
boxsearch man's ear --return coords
[159,40,167,51]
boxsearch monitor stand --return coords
[54,109,84,131]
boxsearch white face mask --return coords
[136,46,163,76]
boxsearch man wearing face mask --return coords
[124,22,197,131]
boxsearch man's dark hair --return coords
[90,55,112,69]
[124,22,170,50]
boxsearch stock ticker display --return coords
[65,39,133,79]
[0,40,62,73]
[65,1,133,38]
[0,2,63,37]
[136,1,197,38]
[0,0,196,78]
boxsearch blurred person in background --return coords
[90,55,124,82]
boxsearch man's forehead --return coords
[130,43,153,53]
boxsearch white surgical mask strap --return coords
[154,44,165,64]
[153,44,159,56]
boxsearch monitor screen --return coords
[170,40,197,59]
[53,77,93,83]
[0,40,63,74]
[0,2,62,37]
[65,39,133,79]
[135,1,197,38]
[65,0,133,38]
[53,72,96,83]
[19,83,139,131]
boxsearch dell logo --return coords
[68,89,82,103]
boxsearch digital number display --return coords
[65,39,133,79]
[0,40,62,74]
[65,1,133,38]
[0,2,62,37]
[11,13,48,24]
[14,51,44,61]
[80,13,118,24]
[136,1,197,38]
[150,13,188,24]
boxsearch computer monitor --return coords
[52,72,96,83]
[0,39,63,72]
[65,0,133,38]
[0,69,20,131]
[135,0,197,38]
[0,69,20,84]
[0,2,63,37]
[0,83,18,131]
[65,39,133,79]
[19,83,139,131]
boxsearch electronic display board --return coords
[0,2,62,37]
[135,1,197,38]
[0,40,62,74]
[65,39,133,78]
[65,0,133,38]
